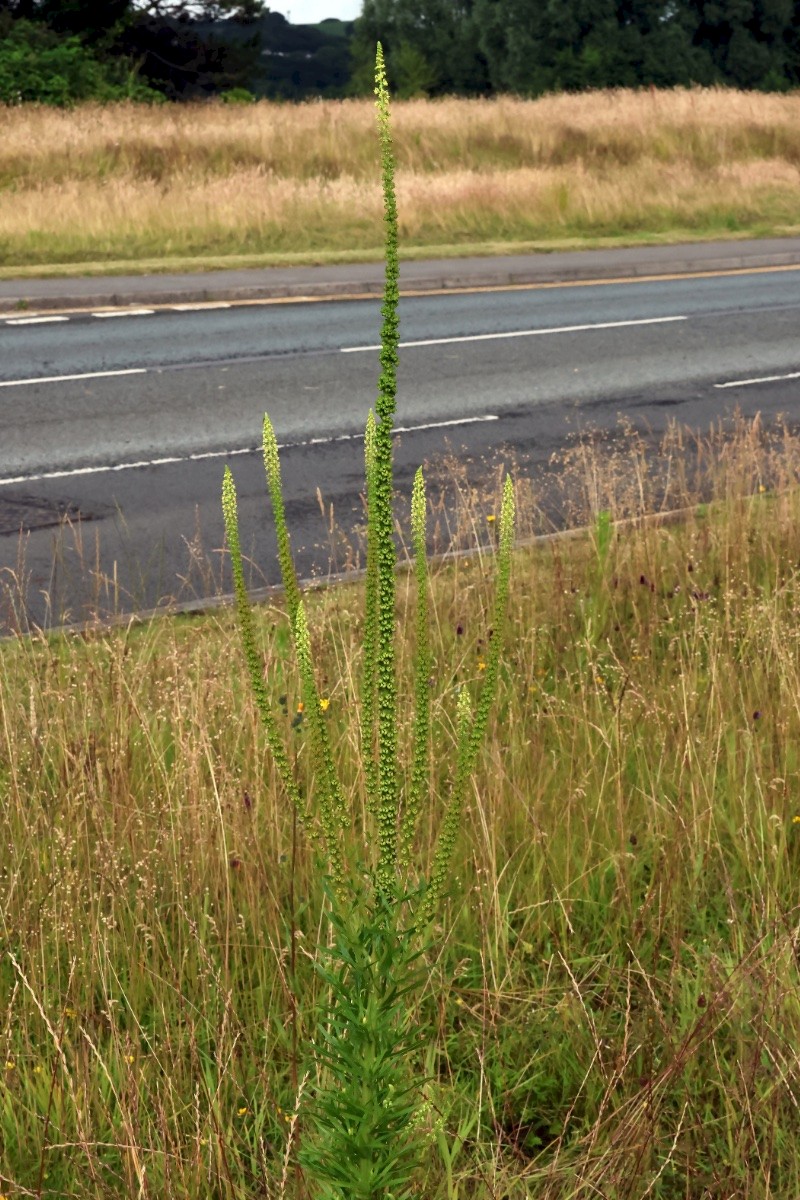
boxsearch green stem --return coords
[373,42,401,906]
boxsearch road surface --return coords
[0,261,798,632]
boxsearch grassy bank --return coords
[2,88,800,271]
[2,412,800,1196]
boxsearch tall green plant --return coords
[221,42,515,1200]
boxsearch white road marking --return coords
[5,315,70,325]
[0,367,147,388]
[0,415,498,487]
[341,314,687,353]
[185,447,261,462]
[291,414,499,447]
[171,302,232,311]
[714,370,800,389]
[0,261,798,325]
[92,309,155,318]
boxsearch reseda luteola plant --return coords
[221,44,515,1200]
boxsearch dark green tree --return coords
[0,0,130,50]
[118,12,260,98]
[349,0,490,96]
[475,0,704,94]
[0,0,267,98]
[686,0,795,88]
[0,11,157,101]
[623,0,710,86]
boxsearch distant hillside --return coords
[316,18,351,38]
[196,11,356,99]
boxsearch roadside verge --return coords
[1,236,800,314]
[3,492,751,641]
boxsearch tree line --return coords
[1,0,798,104]
[0,0,270,102]
[355,0,800,98]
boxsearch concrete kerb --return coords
[1,493,738,643]
[3,242,800,313]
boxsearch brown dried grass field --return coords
[2,87,800,272]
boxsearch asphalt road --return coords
[1,261,799,632]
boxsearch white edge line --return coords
[397,415,498,432]
[0,414,498,487]
[171,302,232,311]
[0,367,147,388]
[92,309,155,318]
[340,314,688,353]
[715,370,800,389]
[6,315,70,325]
[1,261,800,326]
[188,446,255,461]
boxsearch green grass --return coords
[3,412,800,1196]
[2,226,800,286]
[2,220,800,282]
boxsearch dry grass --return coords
[3,411,800,1196]
[2,88,800,269]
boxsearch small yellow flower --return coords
[237,1106,249,1116]
[319,697,330,712]
[125,1054,135,1064]
[64,1007,76,1019]
[486,514,496,523]
[477,660,486,671]
[4,1061,15,1071]
[199,1137,208,1147]
[33,1065,43,1074]
[793,815,800,825]
[758,484,766,493]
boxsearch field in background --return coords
[1,88,800,271]
[3,412,800,1196]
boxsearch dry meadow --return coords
[1,87,800,271]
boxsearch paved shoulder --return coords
[1,236,800,313]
